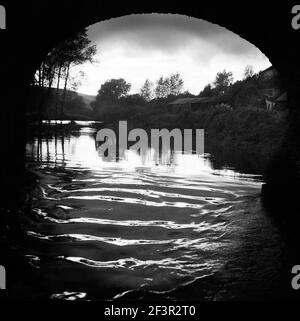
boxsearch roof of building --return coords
[260,66,279,78]
[275,92,287,102]
[168,97,218,105]
[261,66,275,74]
[265,92,287,104]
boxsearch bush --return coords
[197,106,288,173]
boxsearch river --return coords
[21,121,284,300]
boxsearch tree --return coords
[69,71,85,92]
[154,73,184,99]
[213,70,234,95]
[92,78,131,114]
[244,65,255,79]
[34,47,63,118]
[199,84,213,97]
[140,79,153,101]
[169,73,184,96]
[34,28,96,119]
[58,29,96,116]
[178,90,195,98]
[233,81,261,108]
[97,78,131,102]
[155,76,170,99]
[119,94,146,106]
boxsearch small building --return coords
[258,67,286,111]
[260,66,279,81]
[265,92,287,111]
[265,98,276,111]
[168,97,220,113]
[274,92,288,110]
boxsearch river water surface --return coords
[23,121,284,300]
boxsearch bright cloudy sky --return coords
[71,14,271,96]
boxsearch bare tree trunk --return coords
[39,62,48,119]
[37,64,44,134]
[38,66,42,115]
[55,63,62,121]
[60,62,70,121]
[45,69,55,123]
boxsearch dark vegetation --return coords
[27,86,94,120]
[190,106,287,173]
[27,28,96,122]
[88,67,288,174]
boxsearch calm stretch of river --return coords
[23,121,283,300]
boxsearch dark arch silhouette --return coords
[1,3,300,218]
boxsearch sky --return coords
[70,14,271,96]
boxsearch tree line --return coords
[32,28,96,120]
[91,73,186,115]
[92,65,261,116]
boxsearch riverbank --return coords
[95,104,288,174]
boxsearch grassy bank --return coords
[191,106,288,173]
[96,102,288,174]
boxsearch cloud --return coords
[72,14,270,95]
[87,14,260,58]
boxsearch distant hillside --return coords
[27,86,95,120]
[35,87,96,110]
[77,92,96,109]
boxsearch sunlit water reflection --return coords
[23,121,283,300]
